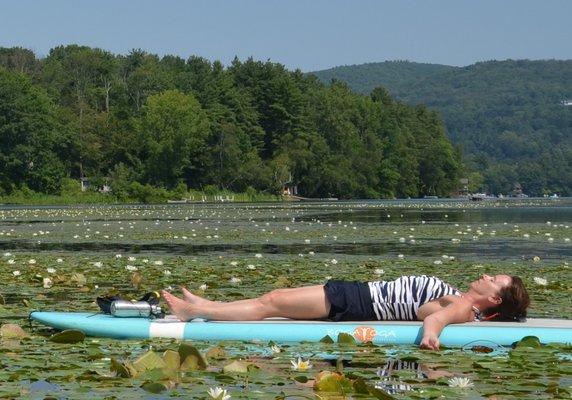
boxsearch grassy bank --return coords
[0,183,281,206]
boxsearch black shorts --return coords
[324,280,376,321]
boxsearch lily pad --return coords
[515,336,542,348]
[162,349,180,370]
[178,343,207,370]
[314,371,353,394]
[133,350,167,373]
[49,329,85,343]
[319,335,334,344]
[222,360,249,374]
[110,358,136,378]
[70,273,87,287]
[337,332,357,344]
[206,346,227,360]
[141,381,172,394]
[0,324,29,339]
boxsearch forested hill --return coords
[312,61,455,94]
[312,60,572,196]
[0,46,461,200]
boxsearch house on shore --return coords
[80,177,111,193]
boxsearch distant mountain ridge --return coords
[311,59,572,196]
[311,60,456,94]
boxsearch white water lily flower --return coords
[270,345,282,354]
[128,256,136,261]
[398,237,406,243]
[229,277,241,284]
[12,270,21,276]
[230,261,239,266]
[532,256,541,262]
[153,260,164,266]
[28,259,36,265]
[43,277,53,288]
[533,277,548,286]
[93,261,103,268]
[374,268,384,275]
[47,268,56,274]
[304,239,311,243]
[308,251,315,255]
[247,264,256,270]
[447,377,474,388]
[397,254,404,259]
[255,253,263,258]
[207,387,231,400]
[199,284,208,291]
[4,252,12,257]
[433,260,443,265]
[8,259,15,264]
[115,254,122,258]
[290,357,312,371]
[163,269,171,276]
[142,259,149,263]
[56,258,63,263]
[330,259,338,265]
[125,265,138,271]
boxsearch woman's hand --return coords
[420,300,473,350]
[420,334,440,350]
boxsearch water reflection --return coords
[375,359,457,394]
[24,380,62,397]
[1,238,569,260]
[375,359,432,394]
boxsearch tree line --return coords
[0,46,462,200]
[313,60,572,196]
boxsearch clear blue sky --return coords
[1,0,570,72]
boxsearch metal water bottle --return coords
[110,300,162,317]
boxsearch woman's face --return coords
[470,274,512,297]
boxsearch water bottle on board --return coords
[110,300,163,317]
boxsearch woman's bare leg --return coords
[181,287,218,306]
[162,285,330,321]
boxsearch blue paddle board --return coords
[30,312,572,346]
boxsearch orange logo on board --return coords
[353,326,377,342]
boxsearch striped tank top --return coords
[368,275,460,320]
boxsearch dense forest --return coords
[0,46,462,200]
[312,60,572,196]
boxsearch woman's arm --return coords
[420,302,473,350]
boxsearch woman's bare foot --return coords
[162,290,199,321]
[182,287,214,306]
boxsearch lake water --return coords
[1,198,570,261]
[0,198,570,398]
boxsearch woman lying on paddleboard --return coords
[162,274,529,350]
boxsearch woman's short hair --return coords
[488,276,530,321]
